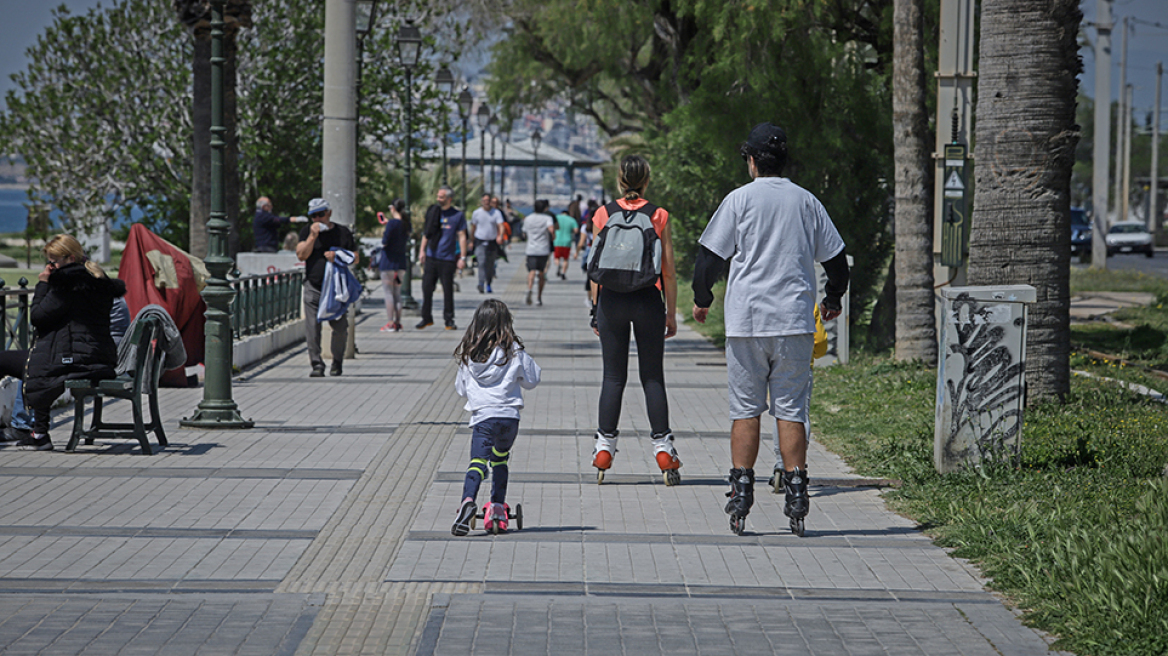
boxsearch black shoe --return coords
[416,319,434,330]
[1,426,31,443]
[19,434,53,451]
[445,321,458,331]
[310,366,325,378]
[451,498,476,536]
[330,361,342,376]
[477,284,484,294]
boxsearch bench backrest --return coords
[125,315,167,396]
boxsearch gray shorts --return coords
[725,334,814,422]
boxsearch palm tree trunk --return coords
[190,33,210,258]
[893,0,936,363]
[968,0,1082,402]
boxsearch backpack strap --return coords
[603,200,659,224]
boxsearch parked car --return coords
[1105,221,1154,258]
[1070,208,1091,262]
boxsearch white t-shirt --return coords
[471,207,504,241]
[523,213,556,256]
[699,177,845,338]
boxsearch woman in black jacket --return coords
[20,234,126,451]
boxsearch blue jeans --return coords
[10,387,32,431]
[461,418,520,504]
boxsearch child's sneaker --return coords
[451,498,476,536]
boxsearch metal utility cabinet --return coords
[934,285,1036,473]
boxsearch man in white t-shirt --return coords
[692,123,850,537]
[470,193,506,293]
[522,199,556,306]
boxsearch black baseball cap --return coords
[743,122,788,156]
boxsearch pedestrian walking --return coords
[692,123,849,536]
[470,193,506,293]
[296,198,359,377]
[553,207,578,280]
[587,155,682,486]
[522,200,556,306]
[378,200,410,332]
[417,187,468,330]
[451,299,542,536]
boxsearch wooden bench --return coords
[65,314,169,455]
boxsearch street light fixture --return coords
[457,86,473,209]
[355,0,378,39]
[435,65,455,185]
[395,18,423,310]
[531,128,542,207]
[476,104,491,195]
[487,114,498,198]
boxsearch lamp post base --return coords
[180,401,255,429]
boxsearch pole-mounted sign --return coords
[940,143,969,267]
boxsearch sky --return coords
[0,0,1166,118]
[1081,0,1168,125]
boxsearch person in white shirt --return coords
[693,122,850,537]
[470,194,506,294]
[521,200,556,306]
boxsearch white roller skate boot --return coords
[592,430,618,484]
[651,432,682,486]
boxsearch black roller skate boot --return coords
[723,468,754,535]
[782,467,810,537]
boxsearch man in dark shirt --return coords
[296,198,358,377]
[416,186,468,330]
[254,197,293,253]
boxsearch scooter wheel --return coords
[515,504,523,531]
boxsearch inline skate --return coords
[724,468,754,535]
[782,467,810,537]
[592,430,618,484]
[651,432,682,486]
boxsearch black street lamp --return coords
[181,0,252,429]
[457,86,473,210]
[487,114,498,198]
[531,128,542,207]
[477,103,491,194]
[499,121,511,201]
[395,19,423,309]
[435,65,455,185]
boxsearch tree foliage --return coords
[486,0,895,313]
[0,0,469,247]
[0,1,191,243]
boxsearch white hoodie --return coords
[455,346,542,426]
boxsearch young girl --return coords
[451,299,542,536]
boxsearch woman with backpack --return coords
[587,155,681,485]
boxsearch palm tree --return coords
[967,0,1082,402]
[172,1,252,257]
[892,0,936,363]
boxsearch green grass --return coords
[810,355,1168,656]
[677,280,727,347]
[1070,267,1168,295]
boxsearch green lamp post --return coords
[435,65,456,186]
[181,0,253,429]
[396,19,422,309]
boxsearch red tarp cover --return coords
[118,223,205,387]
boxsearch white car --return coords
[1105,221,1154,258]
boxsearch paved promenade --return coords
[0,255,1066,655]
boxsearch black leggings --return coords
[596,286,670,436]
